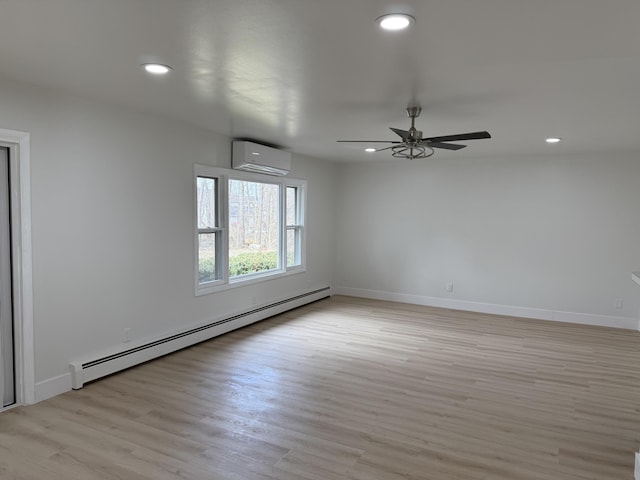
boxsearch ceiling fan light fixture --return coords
[376,14,415,31]
[391,145,434,160]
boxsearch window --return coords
[228,179,280,278]
[286,186,303,267]
[195,165,306,295]
[196,176,222,285]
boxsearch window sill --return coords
[195,266,307,297]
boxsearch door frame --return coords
[0,128,34,406]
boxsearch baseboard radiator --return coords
[69,286,331,389]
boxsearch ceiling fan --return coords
[337,106,491,159]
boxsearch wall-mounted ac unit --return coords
[232,141,291,176]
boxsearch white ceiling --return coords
[1,0,639,162]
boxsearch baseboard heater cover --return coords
[69,287,330,389]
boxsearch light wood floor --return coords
[1,295,639,479]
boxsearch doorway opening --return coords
[0,146,14,407]
[0,128,34,408]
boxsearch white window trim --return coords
[194,164,306,296]
[285,182,306,273]
[194,170,227,291]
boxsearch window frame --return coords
[195,174,226,289]
[285,184,306,271]
[194,164,306,296]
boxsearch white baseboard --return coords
[35,373,71,403]
[68,286,330,388]
[334,286,639,330]
[33,286,331,403]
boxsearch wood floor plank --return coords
[1,295,639,479]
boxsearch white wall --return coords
[2,71,639,402]
[0,79,336,391]
[334,154,640,328]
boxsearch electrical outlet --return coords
[446,282,454,293]
[123,328,132,343]
[614,298,624,309]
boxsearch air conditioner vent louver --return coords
[232,141,291,176]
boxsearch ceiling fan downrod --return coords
[406,106,422,141]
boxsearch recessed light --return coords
[376,14,415,31]
[142,63,172,75]
[365,148,377,153]
[545,137,562,144]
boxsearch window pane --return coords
[228,180,280,277]
[286,186,297,225]
[286,228,300,267]
[198,233,216,283]
[197,177,216,229]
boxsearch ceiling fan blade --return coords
[428,142,467,151]
[389,127,409,140]
[336,140,402,144]
[423,131,491,143]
